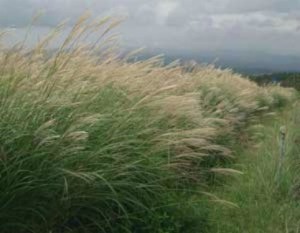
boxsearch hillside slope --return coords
[0,18,297,232]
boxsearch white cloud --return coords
[155,1,179,25]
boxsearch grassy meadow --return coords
[208,102,300,233]
[0,17,298,232]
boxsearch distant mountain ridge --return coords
[124,47,300,75]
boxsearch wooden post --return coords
[276,126,286,182]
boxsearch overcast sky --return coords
[1,0,300,57]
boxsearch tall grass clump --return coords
[0,16,296,232]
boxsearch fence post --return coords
[276,126,286,182]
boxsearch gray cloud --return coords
[0,0,300,57]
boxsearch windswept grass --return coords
[0,16,296,232]
[208,102,300,233]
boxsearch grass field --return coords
[208,101,300,233]
[0,17,298,233]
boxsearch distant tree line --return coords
[250,73,300,90]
